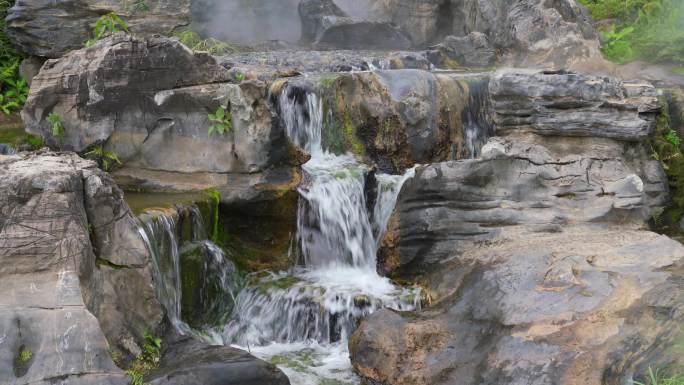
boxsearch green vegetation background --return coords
[578,0,684,67]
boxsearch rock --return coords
[147,335,290,385]
[299,0,413,50]
[279,70,493,173]
[378,136,668,277]
[5,0,190,58]
[0,151,164,384]
[18,56,46,86]
[23,34,304,173]
[351,226,684,385]
[426,32,496,68]
[490,70,661,140]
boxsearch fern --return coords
[47,113,65,143]
[85,12,129,47]
[84,145,122,171]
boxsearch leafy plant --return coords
[666,129,682,147]
[174,29,239,55]
[18,348,32,363]
[579,0,684,65]
[85,12,129,47]
[0,0,28,115]
[124,331,162,385]
[207,106,232,137]
[84,145,122,171]
[235,71,245,83]
[634,367,684,385]
[47,113,65,143]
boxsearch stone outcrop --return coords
[5,0,191,58]
[298,0,601,68]
[22,34,302,176]
[0,151,163,384]
[148,335,290,385]
[426,32,496,68]
[349,70,682,385]
[490,71,661,140]
[298,0,413,50]
[353,226,684,385]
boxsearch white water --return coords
[220,84,419,385]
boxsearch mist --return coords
[191,0,391,45]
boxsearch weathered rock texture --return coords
[353,226,684,385]
[148,335,291,385]
[350,71,683,385]
[23,34,302,176]
[6,0,190,58]
[279,69,494,174]
[0,151,163,384]
[490,71,661,140]
[299,0,601,68]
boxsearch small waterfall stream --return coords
[215,84,420,385]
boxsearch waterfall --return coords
[463,78,494,158]
[137,205,237,334]
[222,83,420,385]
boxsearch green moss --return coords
[342,109,364,156]
[204,189,221,243]
[255,275,301,294]
[269,349,321,373]
[319,75,338,88]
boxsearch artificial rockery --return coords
[1,1,684,385]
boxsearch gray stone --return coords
[299,0,413,50]
[6,0,190,58]
[426,32,496,68]
[352,226,684,385]
[0,151,164,384]
[490,70,661,140]
[148,335,290,385]
[378,136,668,277]
[22,35,302,175]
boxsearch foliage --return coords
[17,348,32,363]
[207,106,232,137]
[650,98,684,224]
[578,0,684,65]
[174,29,239,55]
[125,331,162,385]
[235,71,245,83]
[47,113,65,144]
[634,367,684,385]
[85,12,129,47]
[0,0,28,115]
[84,145,122,171]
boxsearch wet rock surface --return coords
[148,335,291,385]
[0,151,163,384]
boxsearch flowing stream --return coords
[215,83,420,385]
[137,81,420,385]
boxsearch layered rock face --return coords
[5,0,191,58]
[299,0,601,68]
[0,151,163,384]
[349,71,684,385]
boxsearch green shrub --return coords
[579,0,684,65]
[124,331,162,385]
[0,0,28,115]
[174,29,239,55]
[84,145,122,171]
[207,106,232,137]
[634,367,684,385]
[47,113,65,144]
[85,12,129,47]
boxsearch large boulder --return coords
[5,0,191,58]
[299,0,413,49]
[148,335,290,385]
[378,136,668,278]
[426,32,496,68]
[0,151,164,384]
[22,34,304,176]
[352,225,684,385]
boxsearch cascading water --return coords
[218,83,420,385]
[137,205,238,335]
